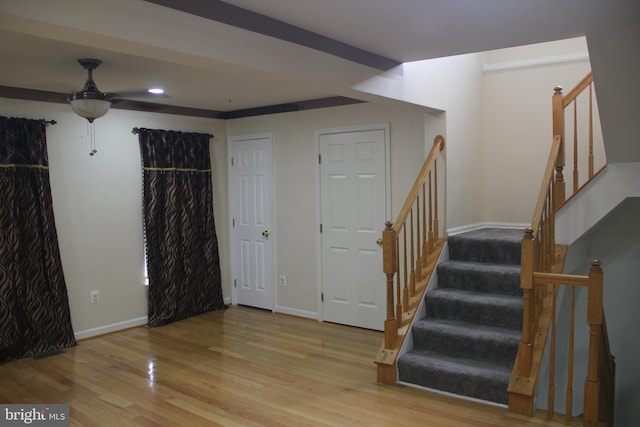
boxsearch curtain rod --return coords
[131,127,213,138]
[44,120,57,126]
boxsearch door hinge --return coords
[320,223,323,233]
[232,218,235,227]
[231,157,234,166]
[234,279,237,288]
[318,154,321,164]
[321,292,324,302]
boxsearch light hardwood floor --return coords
[0,306,576,426]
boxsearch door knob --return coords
[376,238,383,246]
[262,230,270,238]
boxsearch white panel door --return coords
[320,129,387,330]
[230,135,274,310]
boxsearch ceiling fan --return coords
[68,58,164,123]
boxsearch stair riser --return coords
[398,359,509,404]
[437,263,522,296]
[425,295,522,330]
[412,327,519,365]
[448,229,523,265]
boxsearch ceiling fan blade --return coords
[110,90,167,99]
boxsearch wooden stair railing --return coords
[375,135,446,384]
[508,75,615,426]
[553,72,607,209]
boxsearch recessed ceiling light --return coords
[148,88,164,94]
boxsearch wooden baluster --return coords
[584,260,603,427]
[409,209,416,296]
[566,286,576,421]
[573,99,578,193]
[553,86,566,206]
[402,226,408,316]
[549,182,555,261]
[518,228,534,377]
[382,222,397,349]
[415,196,423,285]
[428,171,434,253]
[548,282,557,418]
[434,160,440,242]
[588,83,594,178]
[542,197,549,271]
[421,183,428,263]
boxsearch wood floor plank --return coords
[0,306,574,426]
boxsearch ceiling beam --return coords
[144,0,401,71]
[0,85,366,120]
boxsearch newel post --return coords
[382,221,397,349]
[552,86,566,207]
[518,228,535,377]
[583,260,603,427]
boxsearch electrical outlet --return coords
[279,274,287,287]
[90,290,100,304]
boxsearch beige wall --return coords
[1,98,228,337]
[2,98,426,332]
[226,101,427,316]
[1,38,598,334]
[403,53,486,231]
[480,37,594,225]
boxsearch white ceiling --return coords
[0,0,638,115]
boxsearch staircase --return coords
[397,228,523,404]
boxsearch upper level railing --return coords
[375,135,446,384]
[553,72,606,209]
[509,74,615,426]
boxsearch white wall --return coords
[226,102,427,316]
[402,53,485,230]
[1,98,228,338]
[1,38,613,338]
[481,37,594,225]
[1,99,427,331]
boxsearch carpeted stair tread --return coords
[398,349,512,404]
[448,228,522,265]
[437,260,522,296]
[400,228,524,405]
[411,318,520,365]
[425,288,523,329]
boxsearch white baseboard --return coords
[447,222,529,236]
[75,316,148,340]
[275,305,318,320]
[73,303,320,340]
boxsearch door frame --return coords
[315,123,391,323]
[228,132,277,310]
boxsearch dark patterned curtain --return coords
[0,116,76,362]
[137,128,225,327]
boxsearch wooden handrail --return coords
[509,73,614,426]
[375,135,446,384]
[393,135,445,229]
[563,71,593,107]
[531,136,562,234]
[553,72,606,209]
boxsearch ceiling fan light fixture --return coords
[70,93,111,123]
[69,58,111,123]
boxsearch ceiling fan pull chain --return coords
[87,122,98,156]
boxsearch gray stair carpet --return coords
[398,228,523,405]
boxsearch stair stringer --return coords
[396,241,449,380]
